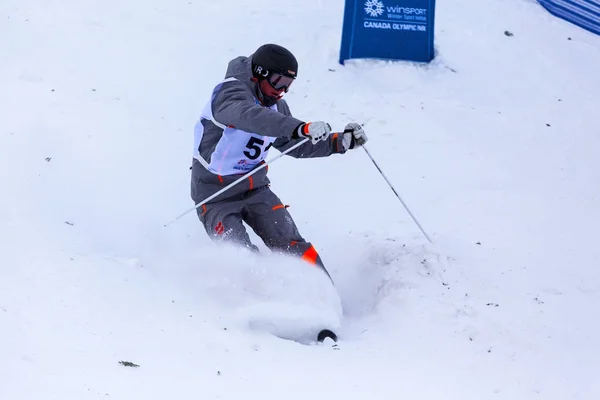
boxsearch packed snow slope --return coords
[2,0,600,399]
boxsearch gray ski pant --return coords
[192,185,330,278]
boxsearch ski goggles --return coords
[267,72,295,92]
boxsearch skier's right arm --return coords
[211,80,303,138]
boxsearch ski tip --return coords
[317,329,338,343]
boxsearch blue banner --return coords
[339,0,436,64]
[537,0,600,36]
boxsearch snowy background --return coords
[2,0,600,399]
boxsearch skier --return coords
[190,43,368,278]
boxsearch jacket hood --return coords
[225,55,254,81]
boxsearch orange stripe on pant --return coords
[301,245,319,266]
[290,241,320,267]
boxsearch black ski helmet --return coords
[251,44,298,80]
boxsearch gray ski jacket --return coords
[191,54,347,206]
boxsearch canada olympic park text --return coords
[364,21,427,31]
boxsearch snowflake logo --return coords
[364,0,385,17]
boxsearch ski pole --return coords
[361,144,433,243]
[164,137,311,227]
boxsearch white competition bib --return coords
[193,78,277,175]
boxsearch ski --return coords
[317,329,338,343]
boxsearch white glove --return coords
[295,121,332,144]
[342,122,368,150]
